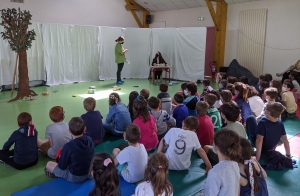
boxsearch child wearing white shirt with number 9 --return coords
[157,116,212,172]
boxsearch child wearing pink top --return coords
[133,95,158,151]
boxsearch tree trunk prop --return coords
[11,53,19,97]
[1,8,38,102]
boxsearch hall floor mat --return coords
[11,177,136,196]
[276,133,300,158]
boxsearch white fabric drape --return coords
[151,27,206,81]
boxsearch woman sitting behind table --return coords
[151,51,167,82]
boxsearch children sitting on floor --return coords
[157,116,212,172]
[220,102,246,138]
[45,117,94,183]
[133,95,158,151]
[38,106,72,159]
[203,129,241,196]
[172,93,189,128]
[135,153,173,196]
[183,82,200,117]
[200,79,214,99]
[89,153,121,196]
[246,85,264,117]
[0,112,38,170]
[238,138,268,196]
[148,96,176,141]
[196,101,214,147]
[281,79,298,118]
[233,82,252,124]
[205,93,222,132]
[128,91,139,121]
[245,102,291,161]
[157,83,172,115]
[113,124,148,183]
[81,98,105,144]
[103,93,131,137]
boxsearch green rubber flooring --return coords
[0,79,299,196]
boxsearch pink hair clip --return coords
[103,158,112,167]
[158,166,162,169]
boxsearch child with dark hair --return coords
[103,93,131,136]
[135,153,173,196]
[233,82,252,124]
[227,76,238,84]
[281,79,297,118]
[203,129,241,196]
[148,96,176,141]
[205,94,222,132]
[128,91,139,121]
[246,86,264,117]
[220,102,246,138]
[113,124,148,183]
[219,79,228,92]
[256,75,266,91]
[176,82,188,99]
[157,116,212,171]
[157,83,172,115]
[172,93,189,128]
[200,79,214,99]
[264,73,273,84]
[220,90,233,103]
[81,97,105,144]
[183,82,200,117]
[38,106,72,159]
[196,101,214,146]
[226,83,236,100]
[246,102,290,161]
[133,95,158,151]
[240,76,249,85]
[259,80,270,100]
[210,90,222,108]
[45,117,94,182]
[89,153,121,196]
[238,138,268,196]
[0,112,38,170]
[289,71,300,100]
[140,89,150,100]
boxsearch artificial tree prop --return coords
[1,8,37,102]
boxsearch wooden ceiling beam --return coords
[124,0,149,28]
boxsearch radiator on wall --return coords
[237,9,267,77]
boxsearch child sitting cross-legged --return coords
[133,95,159,151]
[203,129,241,196]
[157,116,212,172]
[205,93,222,132]
[238,138,268,196]
[89,153,121,196]
[172,93,189,128]
[135,153,173,196]
[281,79,297,118]
[38,106,72,159]
[0,112,38,170]
[113,124,148,183]
[196,101,214,147]
[148,96,176,141]
[45,117,94,182]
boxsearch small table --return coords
[150,66,172,83]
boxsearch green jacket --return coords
[115,43,125,64]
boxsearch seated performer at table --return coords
[151,51,167,82]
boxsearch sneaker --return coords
[120,80,125,83]
[276,73,283,77]
[116,81,123,85]
[44,168,57,178]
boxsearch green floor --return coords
[0,79,299,196]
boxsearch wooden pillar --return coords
[125,0,150,28]
[205,0,227,70]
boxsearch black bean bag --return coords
[225,59,258,86]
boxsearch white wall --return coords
[0,0,142,27]
[150,0,300,78]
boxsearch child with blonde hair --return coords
[135,153,173,196]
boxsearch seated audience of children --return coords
[157,84,172,115]
[172,93,189,128]
[196,101,214,146]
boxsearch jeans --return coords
[246,116,258,147]
[103,122,124,137]
[117,63,124,82]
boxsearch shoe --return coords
[120,80,124,83]
[116,81,123,85]
[44,168,57,178]
[276,73,283,77]
[287,112,296,117]
[154,80,157,83]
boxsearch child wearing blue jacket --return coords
[233,82,252,124]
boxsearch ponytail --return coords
[244,161,264,195]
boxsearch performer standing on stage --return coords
[151,51,167,82]
[115,36,128,85]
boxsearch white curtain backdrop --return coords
[151,27,206,81]
[0,24,206,86]
[98,27,151,80]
